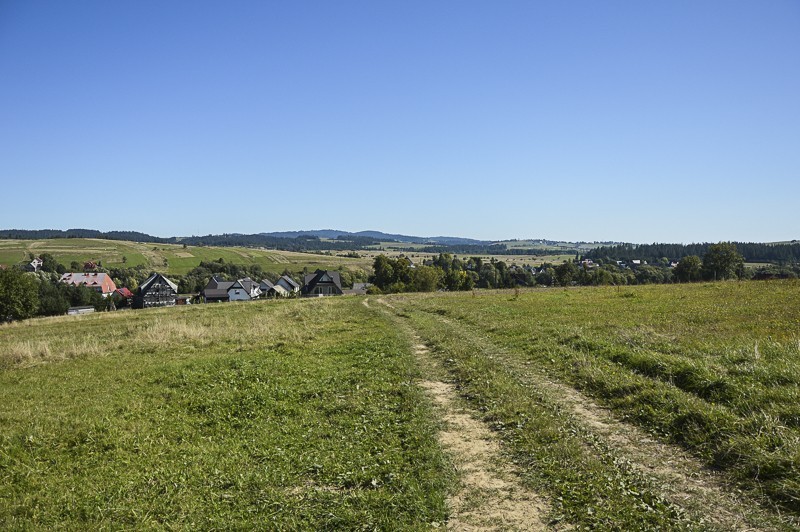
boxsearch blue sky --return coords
[1,1,798,243]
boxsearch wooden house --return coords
[133,273,178,309]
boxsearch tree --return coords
[409,266,442,292]
[554,261,579,286]
[674,255,702,283]
[702,243,744,281]
[0,268,39,322]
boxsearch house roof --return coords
[229,278,259,294]
[59,272,117,294]
[259,278,274,289]
[280,275,300,289]
[203,289,231,299]
[303,270,343,294]
[116,287,134,298]
[204,277,234,292]
[139,273,178,293]
[270,285,289,296]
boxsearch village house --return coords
[228,277,261,301]
[276,275,300,295]
[201,276,233,303]
[346,282,372,295]
[259,278,274,293]
[302,270,343,297]
[24,257,43,272]
[59,272,118,297]
[134,273,178,309]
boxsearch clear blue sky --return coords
[1,1,798,243]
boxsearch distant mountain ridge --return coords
[261,229,490,246]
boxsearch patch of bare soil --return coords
[415,342,551,531]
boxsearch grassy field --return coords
[2,281,798,529]
[0,298,449,528]
[385,281,800,527]
[0,239,373,276]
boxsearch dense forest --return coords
[586,242,800,264]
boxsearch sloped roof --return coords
[280,275,300,289]
[270,285,289,296]
[139,273,178,293]
[303,269,343,294]
[116,287,134,298]
[259,278,274,289]
[59,272,117,294]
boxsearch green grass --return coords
[0,299,450,529]
[0,239,373,276]
[387,281,800,522]
[3,281,798,529]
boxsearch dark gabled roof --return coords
[259,278,274,289]
[203,288,230,299]
[280,275,300,289]
[302,270,343,294]
[230,278,258,294]
[139,273,178,293]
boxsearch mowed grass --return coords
[388,281,800,524]
[0,299,450,528]
[0,239,373,276]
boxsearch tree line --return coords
[367,243,797,294]
[586,241,800,264]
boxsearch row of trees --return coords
[368,243,774,294]
[587,241,800,265]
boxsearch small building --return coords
[346,282,372,296]
[276,275,300,295]
[67,306,95,316]
[228,277,262,301]
[266,284,289,298]
[202,275,234,303]
[134,273,178,308]
[25,257,43,272]
[259,278,275,294]
[302,270,344,297]
[59,272,118,297]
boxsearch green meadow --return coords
[1,281,798,529]
[0,239,372,276]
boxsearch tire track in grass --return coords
[373,298,551,529]
[423,309,791,530]
[414,340,551,531]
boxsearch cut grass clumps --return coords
[0,298,450,529]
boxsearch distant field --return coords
[0,239,373,276]
[0,239,576,277]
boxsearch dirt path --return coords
[413,340,551,531]
[419,311,786,531]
